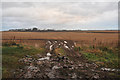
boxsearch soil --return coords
[13,40,120,79]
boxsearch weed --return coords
[2,44,45,78]
[82,46,119,68]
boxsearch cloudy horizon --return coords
[2,2,118,31]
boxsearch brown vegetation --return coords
[2,31,118,47]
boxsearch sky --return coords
[1,1,118,31]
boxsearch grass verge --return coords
[2,43,45,78]
[76,46,119,68]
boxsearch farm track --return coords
[14,40,119,79]
[45,40,84,63]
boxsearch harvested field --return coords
[2,31,118,47]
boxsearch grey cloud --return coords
[2,2,118,30]
[1,0,119,2]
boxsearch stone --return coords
[64,41,67,43]
[52,66,60,70]
[47,52,51,57]
[55,41,57,43]
[78,64,83,67]
[93,73,99,79]
[101,68,120,72]
[37,61,42,65]
[64,44,69,49]
[47,70,56,78]
[38,57,50,61]
[71,73,77,78]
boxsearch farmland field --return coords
[2,31,120,79]
[2,31,119,47]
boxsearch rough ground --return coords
[14,40,119,79]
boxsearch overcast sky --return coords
[2,2,118,30]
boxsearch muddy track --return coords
[14,40,120,79]
[45,40,84,63]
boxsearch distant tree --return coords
[33,28,38,31]
[28,29,31,31]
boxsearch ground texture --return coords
[11,40,120,79]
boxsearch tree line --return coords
[9,28,81,32]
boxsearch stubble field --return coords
[2,31,118,47]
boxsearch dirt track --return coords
[14,40,120,79]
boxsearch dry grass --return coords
[2,31,118,47]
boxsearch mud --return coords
[14,40,120,79]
